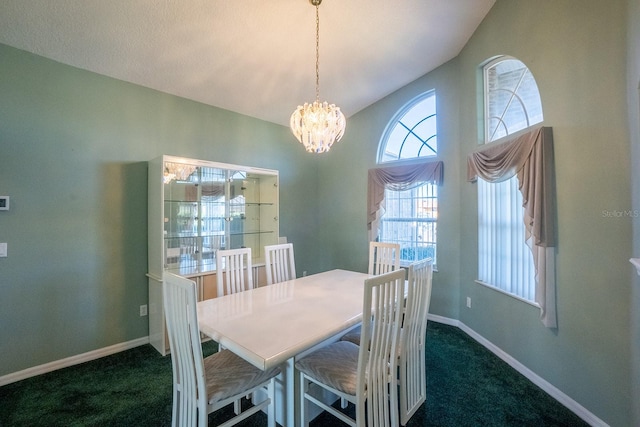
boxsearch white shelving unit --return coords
[147,155,279,354]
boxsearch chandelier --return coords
[290,0,346,153]
[163,162,197,184]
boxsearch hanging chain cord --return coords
[315,1,320,102]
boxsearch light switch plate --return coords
[0,243,7,257]
[0,196,8,211]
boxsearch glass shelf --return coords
[157,157,279,272]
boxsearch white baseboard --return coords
[427,315,607,427]
[427,313,460,327]
[0,336,150,387]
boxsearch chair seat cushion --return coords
[204,349,281,404]
[295,341,360,396]
[340,325,362,346]
[341,325,404,357]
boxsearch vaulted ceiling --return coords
[0,0,495,126]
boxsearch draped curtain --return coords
[185,182,225,201]
[367,161,444,241]
[201,183,225,198]
[467,126,557,328]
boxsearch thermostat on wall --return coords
[0,196,9,211]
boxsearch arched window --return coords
[484,57,543,142]
[379,92,437,162]
[478,56,543,301]
[375,91,438,267]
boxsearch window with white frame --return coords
[478,56,543,301]
[377,91,438,267]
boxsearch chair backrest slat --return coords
[264,243,296,285]
[368,242,401,275]
[216,248,254,297]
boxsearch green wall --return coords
[0,43,320,375]
[627,0,640,423]
[1,0,638,424]
[459,2,631,425]
[320,0,634,425]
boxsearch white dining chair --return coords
[295,269,406,427]
[264,243,296,285]
[369,241,401,275]
[399,258,433,426]
[162,272,280,427]
[340,241,402,346]
[341,257,432,424]
[216,247,254,297]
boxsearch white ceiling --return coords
[0,0,495,127]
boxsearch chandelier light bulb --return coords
[164,162,197,184]
[290,101,346,153]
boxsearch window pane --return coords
[478,177,535,299]
[380,184,437,266]
[485,59,543,142]
[380,124,407,161]
[379,91,437,162]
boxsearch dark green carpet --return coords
[0,322,588,426]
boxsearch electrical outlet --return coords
[140,304,148,317]
[466,297,472,308]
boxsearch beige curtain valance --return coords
[367,160,443,232]
[467,126,555,247]
[467,126,557,328]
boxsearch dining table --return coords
[197,268,371,427]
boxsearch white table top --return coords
[197,269,371,370]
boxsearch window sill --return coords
[474,279,539,308]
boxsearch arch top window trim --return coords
[482,55,543,143]
[378,90,438,163]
